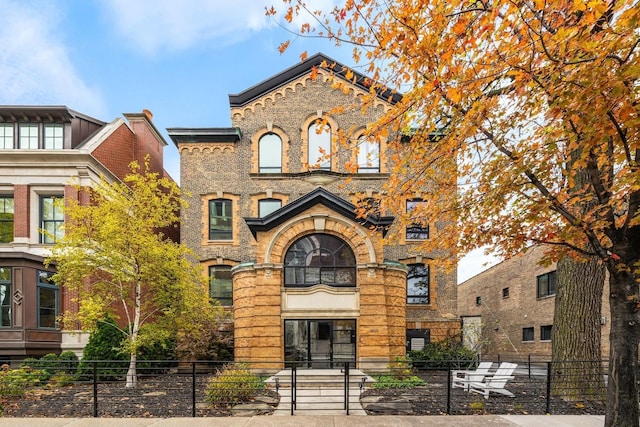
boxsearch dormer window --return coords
[44,124,64,149]
[0,124,14,149]
[19,124,38,149]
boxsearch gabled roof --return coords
[229,53,403,108]
[244,187,394,238]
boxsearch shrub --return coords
[371,374,425,389]
[408,336,476,369]
[205,363,265,405]
[0,364,45,397]
[78,314,128,381]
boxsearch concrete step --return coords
[265,368,375,389]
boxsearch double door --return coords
[284,319,356,368]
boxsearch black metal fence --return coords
[0,358,608,417]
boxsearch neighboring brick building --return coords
[0,106,173,359]
[169,53,459,369]
[457,245,610,360]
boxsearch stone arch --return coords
[263,212,378,266]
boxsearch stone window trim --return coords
[300,113,339,172]
[400,255,435,308]
[350,128,386,174]
[249,192,289,217]
[201,193,240,246]
[405,197,430,242]
[250,125,290,174]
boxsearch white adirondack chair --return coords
[468,362,518,398]
[451,361,494,391]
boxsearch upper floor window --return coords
[258,133,282,173]
[407,264,430,304]
[0,267,11,327]
[44,124,64,149]
[259,198,282,217]
[209,265,232,306]
[406,199,429,240]
[0,196,14,243]
[37,270,58,329]
[40,195,64,244]
[308,122,331,170]
[209,199,232,240]
[522,327,534,342]
[502,287,510,298]
[357,136,380,173]
[537,270,557,298]
[284,234,356,287]
[0,124,14,149]
[19,124,39,149]
[541,324,552,341]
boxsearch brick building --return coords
[0,106,173,359]
[457,245,610,360]
[169,53,459,369]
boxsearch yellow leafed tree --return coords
[46,158,228,388]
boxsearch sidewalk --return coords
[0,415,605,426]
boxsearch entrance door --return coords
[285,319,356,368]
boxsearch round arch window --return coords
[284,234,356,287]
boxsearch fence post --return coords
[192,362,197,417]
[528,355,531,379]
[344,361,350,414]
[446,366,452,415]
[291,363,296,415]
[545,361,552,414]
[92,361,98,417]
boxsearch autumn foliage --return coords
[268,1,638,425]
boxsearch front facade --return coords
[170,54,459,369]
[0,106,172,360]
[458,245,610,360]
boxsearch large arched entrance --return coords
[283,234,357,368]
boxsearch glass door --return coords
[284,319,356,368]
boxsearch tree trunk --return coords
[126,352,137,389]
[551,255,606,399]
[605,268,640,427]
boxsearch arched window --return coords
[357,135,380,173]
[258,133,282,173]
[308,122,331,170]
[284,234,356,287]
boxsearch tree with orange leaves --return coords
[268,1,639,425]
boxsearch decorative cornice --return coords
[177,143,236,154]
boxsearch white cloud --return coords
[100,0,341,55]
[0,0,106,116]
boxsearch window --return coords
[522,327,534,342]
[284,234,356,287]
[44,124,63,149]
[357,136,380,173]
[308,122,331,170]
[209,199,232,240]
[258,133,282,173]
[0,197,14,243]
[476,296,482,305]
[0,267,10,327]
[502,287,510,298]
[0,124,14,149]
[258,198,281,217]
[209,266,232,306]
[407,264,430,304]
[541,325,552,341]
[37,270,58,329]
[406,199,429,240]
[19,124,39,149]
[40,196,64,244]
[537,270,557,298]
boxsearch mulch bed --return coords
[0,373,279,418]
[1,370,605,417]
[361,371,607,416]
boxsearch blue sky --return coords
[0,0,499,281]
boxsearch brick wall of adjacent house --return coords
[457,245,610,360]
[91,123,136,181]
